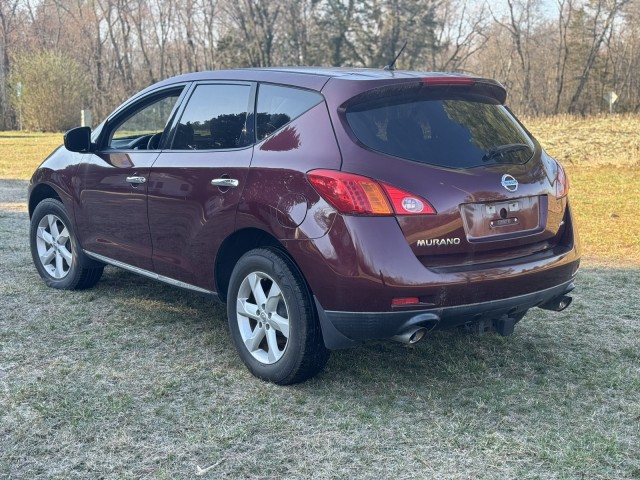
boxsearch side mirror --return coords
[64,126,93,153]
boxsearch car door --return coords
[74,86,186,271]
[147,82,255,291]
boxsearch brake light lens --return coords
[422,76,475,87]
[555,162,570,199]
[307,170,435,216]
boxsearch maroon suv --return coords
[29,67,580,384]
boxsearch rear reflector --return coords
[392,297,420,306]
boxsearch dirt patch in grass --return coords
[1,180,639,478]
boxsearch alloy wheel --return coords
[35,214,73,279]
[235,271,290,364]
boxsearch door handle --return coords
[211,178,239,188]
[126,176,146,184]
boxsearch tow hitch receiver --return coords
[463,315,517,336]
[496,316,516,336]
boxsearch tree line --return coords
[0,0,637,131]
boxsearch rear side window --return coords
[171,84,252,150]
[256,84,323,140]
[346,87,534,169]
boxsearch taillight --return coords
[380,183,436,215]
[307,170,435,216]
[555,162,569,199]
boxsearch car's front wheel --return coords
[227,248,330,384]
[30,198,103,290]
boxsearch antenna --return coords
[384,40,408,71]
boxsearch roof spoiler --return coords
[422,76,507,104]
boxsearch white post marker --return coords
[81,110,92,127]
[16,81,22,131]
[603,91,618,114]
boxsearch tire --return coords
[30,198,104,290]
[227,248,330,385]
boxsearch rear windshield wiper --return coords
[482,143,532,162]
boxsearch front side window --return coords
[346,85,534,169]
[109,92,181,149]
[256,84,323,140]
[171,84,252,150]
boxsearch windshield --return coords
[346,89,534,169]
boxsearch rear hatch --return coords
[328,76,571,270]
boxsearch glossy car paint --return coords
[74,151,158,271]
[148,147,253,289]
[29,67,580,350]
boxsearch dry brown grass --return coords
[565,168,640,266]
[524,114,640,168]
[0,131,62,180]
[523,115,640,265]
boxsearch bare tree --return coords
[433,0,488,72]
[567,0,631,113]
[490,0,542,114]
[2,0,640,129]
[226,0,281,67]
[0,0,21,128]
[553,0,574,113]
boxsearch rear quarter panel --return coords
[236,102,342,240]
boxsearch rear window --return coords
[345,86,534,169]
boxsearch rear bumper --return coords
[316,280,575,349]
[284,209,580,349]
[288,213,580,313]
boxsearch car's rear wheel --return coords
[227,248,330,384]
[30,198,103,290]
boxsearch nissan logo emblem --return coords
[501,174,518,192]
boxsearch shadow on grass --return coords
[90,263,640,394]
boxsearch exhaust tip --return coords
[392,327,428,345]
[557,296,572,311]
[539,295,573,312]
[408,328,427,344]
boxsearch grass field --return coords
[1,117,639,478]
